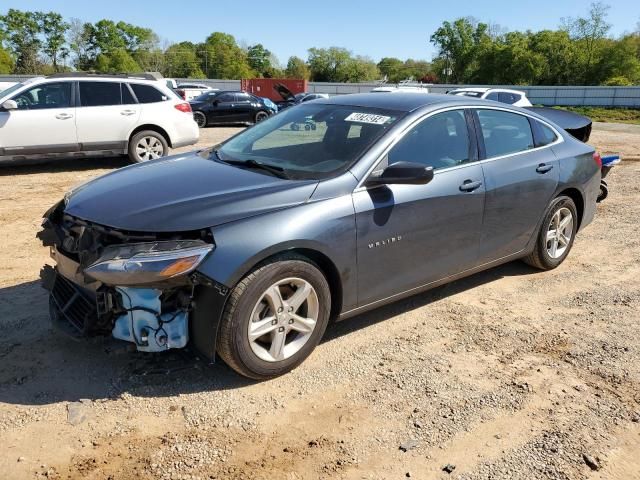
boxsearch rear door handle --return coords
[536,163,554,174]
[459,180,482,192]
[55,113,73,120]
[120,110,136,116]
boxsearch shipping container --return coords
[241,78,308,102]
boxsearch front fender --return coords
[196,194,358,311]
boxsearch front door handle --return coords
[55,113,73,120]
[459,180,482,192]
[536,163,554,174]
[120,109,136,116]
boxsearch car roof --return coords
[319,92,492,112]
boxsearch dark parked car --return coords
[39,93,601,379]
[189,90,276,127]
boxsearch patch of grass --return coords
[553,106,640,124]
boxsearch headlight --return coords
[84,240,213,286]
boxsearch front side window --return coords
[387,110,471,170]
[477,109,534,158]
[486,91,500,101]
[79,81,121,107]
[129,83,167,104]
[12,82,71,110]
[217,104,402,180]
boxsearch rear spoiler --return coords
[525,107,592,142]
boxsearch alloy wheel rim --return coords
[247,278,319,362]
[256,112,268,122]
[194,112,206,127]
[546,207,573,259]
[136,136,164,161]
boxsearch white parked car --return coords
[0,73,199,164]
[447,87,532,107]
[176,83,217,101]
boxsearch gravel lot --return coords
[0,123,639,480]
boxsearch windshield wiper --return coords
[220,157,289,179]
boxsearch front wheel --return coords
[128,130,168,163]
[523,195,578,270]
[216,258,331,380]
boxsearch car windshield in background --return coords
[217,104,403,180]
[193,91,219,102]
[451,91,483,98]
[0,81,27,98]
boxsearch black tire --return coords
[523,195,578,270]
[193,111,207,128]
[128,130,169,163]
[255,110,269,123]
[217,256,331,380]
[597,181,608,203]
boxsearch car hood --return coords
[64,152,318,232]
[274,83,295,102]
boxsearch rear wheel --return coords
[217,257,331,380]
[128,130,168,163]
[523,195,578,270]
[193,111,207,128]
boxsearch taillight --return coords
[174,102,192,113]
[593,152,602,168]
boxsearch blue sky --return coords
[5,0,640,64]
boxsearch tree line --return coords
[0,3,638,85]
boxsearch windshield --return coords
[450,90,483,98]
[0,81,27,99]
[217,103,403,180]
[193,91,220,102]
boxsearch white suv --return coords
[0,73,199,164]
[447,87,532,107]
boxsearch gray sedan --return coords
[39,93,600,379]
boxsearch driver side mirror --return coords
[366,161,434,186]
[1,100,17,111]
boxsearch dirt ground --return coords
[0,123,639,480]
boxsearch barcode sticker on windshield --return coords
[345,112,391,125]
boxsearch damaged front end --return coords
[38,201,221,353]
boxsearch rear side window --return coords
[486,92,500,101]
[79,82,121,107]
[498,92,517,104]
[534,120,558,147]
[129,83,167,103]
[477,109,534,158]
[388,110,471,170]
[217,93,235,102]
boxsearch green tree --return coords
[200,32,253,79]
[37,12,68,71]
[0,9,42,73]
[285,56,309,79]
[562,1,611,84]
[430,18,490,83]
[94,49,140,72]
[377,57,404,82]
[164,42,205,78]
[0,47,14,73]
[247,43,272,76]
